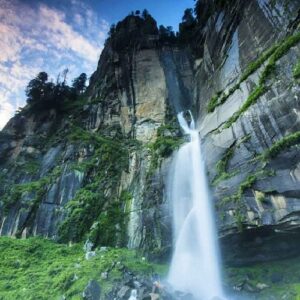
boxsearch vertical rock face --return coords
[0,14,192,258]
[0,0,300,263]
[194,0,300,263]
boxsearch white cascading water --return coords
[168,111,224,300]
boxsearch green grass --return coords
[2,237,300,300]
[0,237,167,300]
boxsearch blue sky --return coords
[0,0,194,129]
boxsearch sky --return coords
[0,0,194,129]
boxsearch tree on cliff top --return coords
[26,72,54,107]
[26,71,80,112]
[72,73,87,94]
[178,8,196,44]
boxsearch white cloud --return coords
[0,92,15,130]
[0,0,108,129]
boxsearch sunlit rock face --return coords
[0,0,300,264]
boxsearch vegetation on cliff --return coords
[58,127,130,246]
[25,71,87,112]
[207,31,300,118]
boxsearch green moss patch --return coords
[223,85,266,129]
[148,123,183,175]
[262,131,300,160]
[212,135,250,185]
[218,169,275,230]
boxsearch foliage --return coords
[2,166,62,217]
[0,237,167,300]
[255,191,266,203]
[259,32,300,85]
[178,8,197,44]
[25,71,82,112]
[107,13,158,50]
[148,123,183,174]
[219,168,276,212]
[158,25,176,43]
[223,85,266,129]
[58,189,105,243]
[213,147,235,185]
[207,91,222,113]
[58,127,129,245]
[88,200,128,247]
[22,160,40,174]
[262,131,300,160]
[72,73,87,94]
[212,135,250,185]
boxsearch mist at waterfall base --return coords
[167,112,225,300]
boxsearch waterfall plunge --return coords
[168,112,224,300]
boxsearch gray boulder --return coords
[82,280,101,300]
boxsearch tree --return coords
[178,8,197,44]
[72,73,87,94]
[25,71,84,112]
[182,8,195,26]
[159,25,176,43]
[135,10,140,15]
[142,9,150,19]
[61,68,69,85]
[36,72,48,83]
[142,10,158,35]
[26,72,49,105]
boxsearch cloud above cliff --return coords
[0,0,108,129]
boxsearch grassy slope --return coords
[0,237,167,300]
[2,237,300,299]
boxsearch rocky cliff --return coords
[194,0,300,264]
[0,0,300,265]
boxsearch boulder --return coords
[82,280,101,300]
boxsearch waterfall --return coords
[168,111,224,299]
